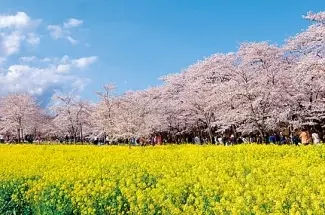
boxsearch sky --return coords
[0,0,324,102]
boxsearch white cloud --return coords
[63,18,83,29]
[0,54,97,96]
[40,57,51,62]
[73,56,97,68]
[0,12,40,56]
[48,18,84,45]
[66,36,78,45]
[0,63,88,96]
[0,12,31,29]
[0,31,24,56]
[5,65,30,81]
[59,55,69,64]
[55,55,98,70]
[57,64,71,73]
[26,33,40,46]
[0,12,95,97]
[19,56,37,63]
[48,25,64,39]
[56,55,98,70]
[47,24,79,44]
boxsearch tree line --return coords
[0,11,324,144]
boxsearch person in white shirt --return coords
[218,137,224,145]
[194,136,200,144]
[312,131,320,144]
[242,136,248,144]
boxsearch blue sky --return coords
[0,0,324,101]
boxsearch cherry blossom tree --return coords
[176,54,235,143]
[0,93,41,142]
[92,83,118,139]
[226,42,290,136]
[50,92,92,143]
[284,11,325,128]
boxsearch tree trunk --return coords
[258,129,264,143]
[21,129,24,143]
[208,125,215,144]
[17,128,20,143]
[18,118,22,143]
[80,125,83,143]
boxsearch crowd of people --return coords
[0,126,323,146]
[205,129,322,146]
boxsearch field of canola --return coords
[1,145,325,215]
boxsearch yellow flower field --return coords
[1,144,325,214]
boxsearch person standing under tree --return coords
[0,134,4,143]
[269,133,276,145]
[311,130,320,145]
[194,136,200,144]
[292,130,300,145]
[299,129,311,145]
